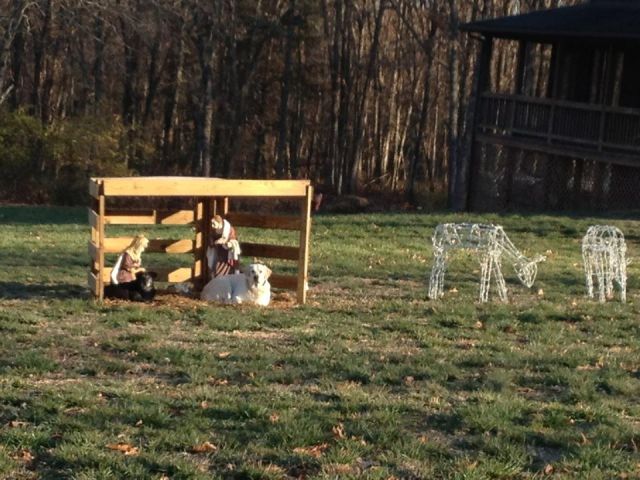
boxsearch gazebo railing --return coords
[477,93,640,156]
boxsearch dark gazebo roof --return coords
[461,0,640,42]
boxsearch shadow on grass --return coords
[0,282,87,300]
[0,206,85,225]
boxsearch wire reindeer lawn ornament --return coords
[582,225,627,303]
[428,223,546,303]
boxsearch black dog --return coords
[104,271,157,302]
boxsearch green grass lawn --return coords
[0,206,639,479]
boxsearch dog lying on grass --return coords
[104,271,157,302]
[200,263,271,306]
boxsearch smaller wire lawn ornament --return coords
[428,223,546,303]
[582,225,627,303]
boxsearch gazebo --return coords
[461,0,640,211]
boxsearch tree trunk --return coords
[275,0,296,179]
[93,15,105,109]
[446,1,460,209]
[9,0,25,110]
[348,0,385,193]
[195,32,214,177]
[161,30,185,170]
[0,0,27,106]
[30,0,52,119]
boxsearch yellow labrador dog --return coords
[200,263,272,306]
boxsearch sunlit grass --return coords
[0,206,639,479]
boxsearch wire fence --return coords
[469,143,640,212]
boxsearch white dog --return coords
[200,263,272,306]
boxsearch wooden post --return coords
[297,185,313,304]
[194,198,206,289]
[514,40,527,95]
[204,197,215,280]
[219,197,230,216]
[88,198,100,299]
[465,35,493,211]
[547,103,556,144]
[97,191,105,300]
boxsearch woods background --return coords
[0,0,575,205]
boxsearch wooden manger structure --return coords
[88,177,313,303]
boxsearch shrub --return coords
[0,110,52,202]
[50,115,131,204]
[0,110,133,204]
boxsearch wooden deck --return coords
[476,93,640,165]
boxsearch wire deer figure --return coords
[582,225,627,303]
[428,223,546,303]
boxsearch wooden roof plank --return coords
[97,177,310,197]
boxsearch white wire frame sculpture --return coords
[428,223,546,303]
[582,225,627,303]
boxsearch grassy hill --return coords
[1,206,639,479]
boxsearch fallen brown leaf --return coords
[208,377,229,386]
[106,443,139,456]
[217,351,231,359]
[13,449,34,462]
[261,464,286,475]
[332,423,346,439]
[326,463,356,475]
[7,420,29,428]
[190,441,218,454]
[293,443,329,458]
[351,436,367,445]
[580,432,590,445]
[544,464,554,475]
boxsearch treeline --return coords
[0,0,571,205]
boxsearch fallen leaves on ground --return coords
[332,423,345,439]
[217,351,231,359]
[293,443,329,458]
[207,377,229,386]
[325,463,357,475]
[12,449,34,463]
[7,420,29,428]
[190,441,218,454]
[106,443,140,456]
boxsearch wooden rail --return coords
[104,209,194,225]
[477,93,640,161]
[90,177,310,198]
